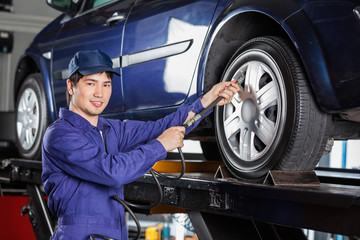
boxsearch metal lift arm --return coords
[0,158,54,240]
[124,169,360,238]
[1,158,360,239]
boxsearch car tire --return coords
[215,36,332,181]
[15,73,49,160]
[200,141,222,161]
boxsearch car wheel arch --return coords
[199,11,293,95]
[205,8,337,113]
[14,56,40,102]
[200,8,335,111]
[15,55,56,120]
[282,10,338,112]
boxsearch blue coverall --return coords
[42,97,208,240]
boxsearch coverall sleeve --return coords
[42,98,209,188]
[117,97,208,151]
[42,125,166,188]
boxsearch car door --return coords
[51,0,136,117]
[121,0,219,119]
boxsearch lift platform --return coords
[126,161,360,239]
[1,157,360,239]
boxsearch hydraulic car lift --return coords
[0,157,360,240]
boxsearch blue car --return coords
[14,0,360,181]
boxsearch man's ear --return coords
[67,79,74,95]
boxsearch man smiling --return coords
[65,51,114,126]
[42,50,239,240]
[67,71,112,126]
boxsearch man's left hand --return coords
[201,79,240,108]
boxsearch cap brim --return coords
[76,66,120,77]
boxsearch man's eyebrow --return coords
[84,78,97,82]
[84,79,112,83]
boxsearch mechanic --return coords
[41,50,240,240]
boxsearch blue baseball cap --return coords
[67,50,120,78]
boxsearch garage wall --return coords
[0,0,59,111]
[330,140,360,169]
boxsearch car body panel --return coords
[300,0,360,111]
[15,15,63,122]
[50,1,136,118]
[196,0,303,102]
[121,0,218,115]
[15,0,360,123]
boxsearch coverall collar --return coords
[59,108,107,132]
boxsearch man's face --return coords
[67,72,112,124]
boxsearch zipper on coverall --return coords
[99,124,123,231]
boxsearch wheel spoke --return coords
[28,92,37,109]
[255,114,276,146]
[18,124,26,144]
[25,128,32,146]
[20,94,28,111]
[245,62,265,92]
[29,103,39,126]
[17,110,26,124]
[239,128,253,160]
[232,92,241,104]
[257,81,279,111]
[224,114,240,140]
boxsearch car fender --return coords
[282,10,339,111]
[196,1,302,98]
[196,0,338,112]
[14,50,56,123]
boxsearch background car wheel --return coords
[15,73,49,160]
[215,36,332,181]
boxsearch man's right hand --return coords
[156,126,185,152]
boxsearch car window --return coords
[83,0,114,11]
[52,0,72,8]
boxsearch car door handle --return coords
[106,12,126,25]
[354,6,360,21]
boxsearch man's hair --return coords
[66,71,114,106]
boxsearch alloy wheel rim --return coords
[223,50,284,169]
[16,87,40,150]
